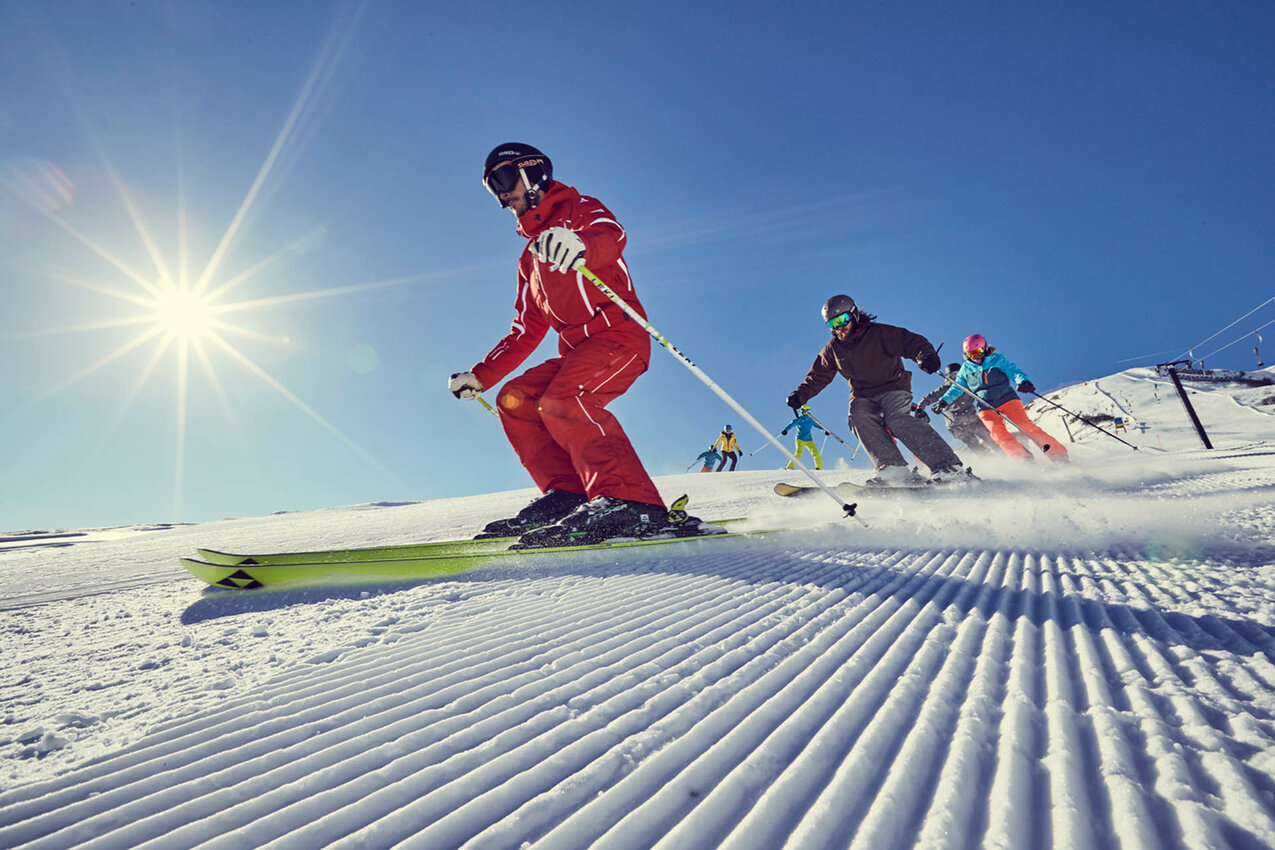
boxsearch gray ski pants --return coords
[850,389,963,472]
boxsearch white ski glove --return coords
[448,371,483,400]
[531,227,586,273]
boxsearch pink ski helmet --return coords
[963,333,988,355]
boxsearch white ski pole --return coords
[805,410,867,465]
[804,410,855,451]
[576,264,862,522]
[749,441,777,457]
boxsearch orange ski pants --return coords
[976,398,1069,461]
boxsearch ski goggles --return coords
[826,311,854,330]
[483,160,523,197]
[483,156,548,202]
[965,347,988,359]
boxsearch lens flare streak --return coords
[205,331,393,478]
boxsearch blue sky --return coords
[2,0,1272,530]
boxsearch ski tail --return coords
[774,481,865,498]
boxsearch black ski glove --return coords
[910,403,929,421]
[781,429,789,436]
[918,351,941,374]
[931,400,948,415]
[1018,380,1036,394]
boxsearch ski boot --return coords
[474,489,588,539]
[510,496,667,549]
[862,465,926,488]
[927,465,978,485]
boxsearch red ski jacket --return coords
[471,182,650,389]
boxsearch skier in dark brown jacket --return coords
[785,294,972,487]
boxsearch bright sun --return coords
[150,288,215,340]
[6,25,430,521]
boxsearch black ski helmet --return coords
[822,294,860,326]
[483,143,553,207]
[944,362,961,376]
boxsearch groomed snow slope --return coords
[2,369,1275,849]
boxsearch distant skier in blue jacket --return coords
[782,403,826,470]
[692,446,722,473]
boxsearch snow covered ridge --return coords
[2,369,1275,848]
[1025,365,1275,452]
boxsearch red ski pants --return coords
[495,335,664,507]
[977,398,1069,461]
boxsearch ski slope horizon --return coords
[3,366,1275,848]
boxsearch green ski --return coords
[196,536,516,566]
[198,516,747,566]
[183,526,780,591]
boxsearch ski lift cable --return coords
[1174,294,1275,361]
[1115,348,1180,365]
[1196,315,1275,362]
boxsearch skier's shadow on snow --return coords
[180,581,438,623]
[182,539,1275,665]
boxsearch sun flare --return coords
[151,287,215,341]
[2,11,417,521]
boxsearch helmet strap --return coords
[520,168,541,209]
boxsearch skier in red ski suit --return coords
[449,144,665,542]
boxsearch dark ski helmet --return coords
[482,143,553,207]
[822,294,860,330]
[944,362,961,376]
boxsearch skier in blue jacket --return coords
[692,446,722,473]
[781,403,826,470]
[934,334,1068,462]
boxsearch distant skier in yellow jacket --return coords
[712,425,742,471]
